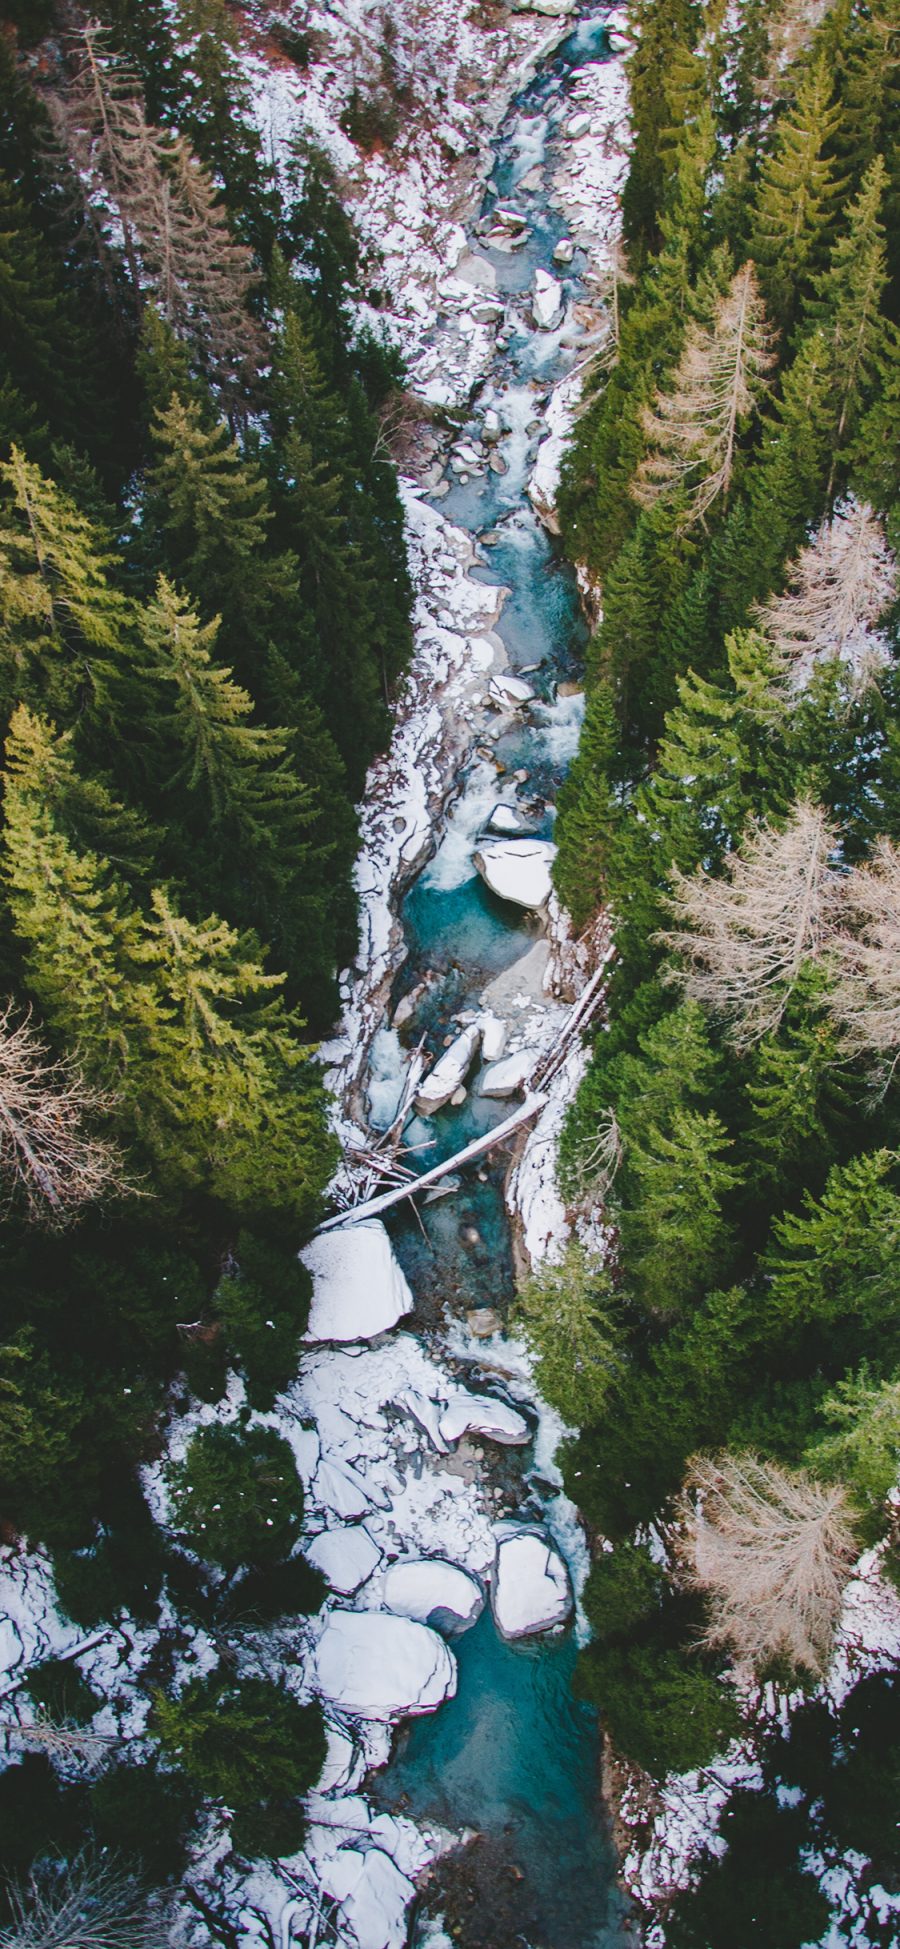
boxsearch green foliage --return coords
[151,1671,326,1856]
[577,1637,740,1777]
[24,1658,101,1726]
[806,1365,900,1511]
[512,1242,622,1425]
[88,1761,197,1879]
[166,1424,303,1572]
[665,1792,830,1948]
[581,1541,667,1644]
[215,1233,312,1410]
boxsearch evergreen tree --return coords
[809,154,890,462]
[751,56,845,327]
[619,1104,741,1314]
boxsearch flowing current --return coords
[361,13,633,1947]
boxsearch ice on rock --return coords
[305,1525,383,1596]
[486,802,525,837]
[382,1559,484,1634]
[394,1387,449,1453]
[324,1846,415,1949]
[479,1049,535,1098]
[491,1529,573,1639]
[414,1023,481,1114]
[439,1391,530,1446]
[314,1610,457,1719]
[473,838,556,909]
[301,1222,414,1343]
[532,268,564,330]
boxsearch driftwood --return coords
[315,1093,548,1231]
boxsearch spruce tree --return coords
[751,56,845,327]
[809,154,890,464]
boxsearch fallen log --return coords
[315,1092,548,1232]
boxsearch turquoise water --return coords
[376,10,633,1943]
[375,1614,629,1947]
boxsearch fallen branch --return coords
[315,1093,548,1231]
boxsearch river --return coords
[359,12,634,1946]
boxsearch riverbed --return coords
[356,11,634,1944]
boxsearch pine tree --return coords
[751,56,845,326]
[660,800,840,1045]
[634,262,777,523]
[619,1105,741,1315]
[0,448,136,722]
[622,0,703,255]
[141,574,315,850]
[809,154,890,459]
[765,1148,900,1330]
[514,1242,622,1424]
[551,683,620,927]
[808,1365,900,1512]
[755,499,897,699]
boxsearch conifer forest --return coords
[1,3,900,1947]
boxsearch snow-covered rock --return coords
[382,1559,484,1633]
[479,1011,508,1061]
[479,1050,534,1098]
[565,112,591,138]
[491,1530,573,1638]
[314,1610,457,1719]
[305,1525,383,1596]
[553,236,575,264]
[532,268,564,329]
[313,1457,378,1521]
[485,802,525,837]
[473,838,556,909]
[302,1222,414,1343]
[414,1023,481,1114]
[489,671,535,707]
[323,1846,415,1949]
[439,1392,530,1446]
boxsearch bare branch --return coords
[0,1002,133,1227]
[827,838,900,1064]
[755,499,897,700]
[659,800,840,1047]
[0,1851,161,1949]
[676,1450,858,1677]
[633,263,777,524]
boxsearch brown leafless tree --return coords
[0,1003,131,1227]
[0,1851,161,1949]
[633,262,776,524]
[659,800,839,1047]
[676,1450,858,1677]
[827,838,900,1067]
[49,21,260,392]
[755,499,897,700]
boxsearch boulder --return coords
[313,1458,374,1521]
[491,1530,573,1639]
[565,112,591,138]
[466,1306,504,1338]
[439,1391,530,1446]
[414,1022,481,1115]
[314,1610,457,1719]
[532,269,564,330]
[324,1846,415,1949]
[553,237,575,265]
[489,671,535,707]
[302,1221,414,1343]
[479,1049,534,1099]
[382,1559,484,1634]
[473,838,556,910]
[479,1011,508,1061]
[305,1525,383,1596]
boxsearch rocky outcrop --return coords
[301,1221,415,1343]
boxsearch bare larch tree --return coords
[676,1450,858,1677]
[0,1002,131,1227]
[659,799,839,1046]
[827,837,900,1066]
[633,262,777,524]
[755,498,897,699]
